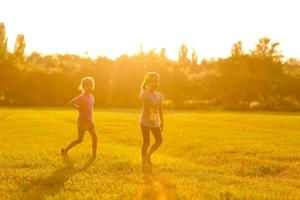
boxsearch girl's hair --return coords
[79,76,95,92]
[141,72,160,90]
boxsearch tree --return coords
[0,23,16,103]
[0,23,8,58]
[1,24,299,110]
[138,44,144,56]
[178,44,189,65]
[251,37,282,62]
[14,34,26,62]
[231,41,243,57]
[191,48,198,65]
[160,48,166,59]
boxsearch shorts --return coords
[77,119,96,133]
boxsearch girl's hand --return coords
[139,89,150,101]
[160,123,164,132]
[69,101,79,109]
[69,96,81,109]
[72,104,80,109]
[145,84,151,92]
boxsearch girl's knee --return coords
[92,135,97,142]
[91,133,97,140]
[156,138,162,146]
[76,138,83,143]
[142,141,150,148]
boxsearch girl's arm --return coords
[138,89,149,101]
[69,97,80,109]
[158,104,164,131]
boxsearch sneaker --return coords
[146,155,153,167]
[61,148,67,157]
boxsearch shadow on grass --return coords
[135,175,178,200]
[134,165,178,200]
[22,158,95,200]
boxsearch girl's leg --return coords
[63,130,85,154]
[141,125,150,164]
[147,127,162,164]
[88,127,97,158]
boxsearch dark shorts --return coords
[77,119,96,133]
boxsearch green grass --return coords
[1,107,300,199]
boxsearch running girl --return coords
[61,77,97,159]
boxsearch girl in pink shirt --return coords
[61,77,97,159]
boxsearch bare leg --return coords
[88,128,97,158]
[63,130,85,154]
[141,125,150,167]
[147,127,162,164]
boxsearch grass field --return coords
[0,107,300,200]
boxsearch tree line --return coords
[1,22,300,110]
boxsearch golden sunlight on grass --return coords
[1,108,300,199]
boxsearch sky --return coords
[0,0,299,60]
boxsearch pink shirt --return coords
[70,93,95,121]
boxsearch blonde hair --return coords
[141,72,160,90]
[79,76,95,92]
